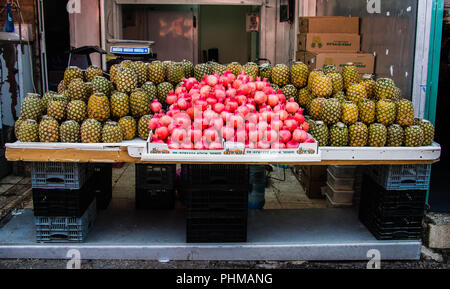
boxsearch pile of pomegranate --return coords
[148,71,314,150]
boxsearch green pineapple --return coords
[130,88,151,118]
[361,74,376,99]
[290,62,309,89]
[57,80,66,94]
[329,122,349,147]
[297,88,314,108]
[60,120,81,143]
[333,91,347,103]
[226,62,244,78]
[386,124,404,147]
[91,76,112,97]
[110,91,130,118]
[281,85,297,101]
[118,116,137,140]
[42,91,58,113]
[167,62,185,85]
[157,82,174,104]
[308,97,326,120]
[116,67,137,94]
[66,100,87,123]
[243,62,259,81]
[20,93,43,121]
[147,61,165,85]
[271,64,290,87]
[259,63,272,82]
[63,66,83,87]
[312,75,333,98]
[85,65,103,82]
[308,69,325,91]
[181,59,194,78]
[342,63,359,90]
[138,115,153,140]
[141,81,158,101]
[80,118,102,143]
[349,122,368,147]
[17,119,39,142]
[375,78,397,100]
[404,125,424,147]
[67,78,88,101]
[102,121,123,143]
[109,64,120,84]
[347,83,367,103]
[130,61,147,86]
[211,62,227,76]
[418,119,435,146]
[368,123,387,147]
[14,117,25,139]
[328,72,344,94]
[47,95,67,121]
[323,64,339,75]
[87,93,110,122]
[194,63,213,81]
[376,99,397,126]
[39,115,59,142]
[320,98,341,125]
[310,120,329,146]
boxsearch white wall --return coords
[69,0,101,67]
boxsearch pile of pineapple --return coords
[14,60,192,143]
[295,63,435,147]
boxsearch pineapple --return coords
[60,120,81,143]
[281,85,297,101]
[116,67,137,94]
[39,115,59,142]
[271,64,290,87]
[147,61,165,85]
[270,84,280,92]
[405,125,424,147]
[320,98,341,125]
[297,88,314,108]
[361,74,376,99]
[243,62,259,81]
[14,117,25,139]
[20,93,43,120]
[87,93,110,122]
[85,82,93,98]
[226,62,244,78]
[376,99,397,126]
[418,119,435,146]
[138,114,153,140]
[358,99,376,125]
[81,118,102,143]
[395,99,414,127]
[162,60,173,80]
[309,120,329,146]
[329,122,349,147]
[312,75,333,98]
[349,122,368,147]
[308,97,326,120]
[323,64,339,75]
[142,81,158,101]
[259,63,272,82]
[17,119,39,142]
[308,69,324,91]
[110,91,130,118]
[347,83,367,103]
[85,65,103,82]
[118,116,137,140]
[290,62,309,89]
[109,64,120,84]
[333,91,347,103]
[120,60,133,68]
[47,95,67,121]
[66,100,87,123]
[157,82,174,104]
[130,88,151,118]
[42,91,58,112]
[182,59,195,78]
[91,76,112,97]
[342,63,359,90]
[63,66,83,87]
[368,123,387,147]
[57,80,66,94]
[341,101,359,125]
[375,78,397,100]
[211,62,227,76]
[130,61,147,86]
[166,62,185,85]
[67,78,88,101]
[328,72,344,94]
[102,121,123,143]
[387,124,405,147]
[194,63,213,81]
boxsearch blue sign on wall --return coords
[110,46,150,54]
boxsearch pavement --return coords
[0,164,449,269]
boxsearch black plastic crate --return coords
[186,217,247,243]
[33,178,95,217]
[186,185,248,212]
[367,226,422,240]
[181,164,249,187]
[135,164,176,189]
[187,209,248,219]
[89,163,112,210]
[135,187,175,209]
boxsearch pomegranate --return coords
[286,98,300,114]
[292,129,308,143]
[279,128,292,144]
[286,140,299,149]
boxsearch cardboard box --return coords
[299,165,327,181]
[297,33,360,53]
[299,17,359,34]
[300,175,326,200]
[296,51,375,74]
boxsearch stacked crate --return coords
[89,163,113,210]
[359,165,431,240]
[135,164,176,209]
[31,162,96,243]
[182,165,249,243]
[325,165,357,207]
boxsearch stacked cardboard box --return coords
[296,16,375,74]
